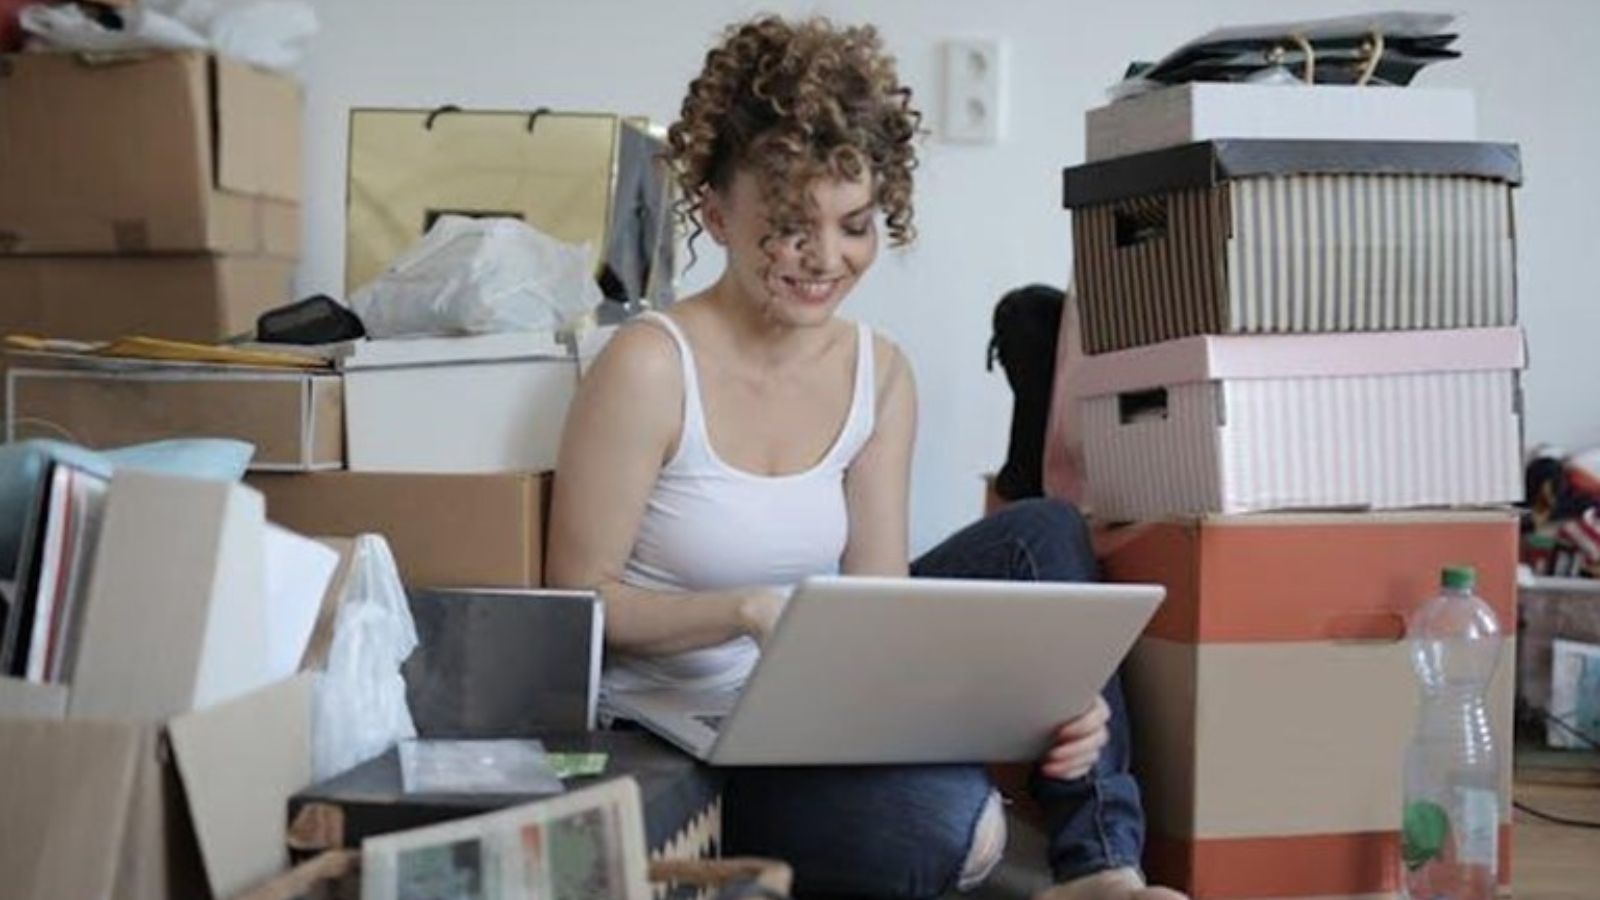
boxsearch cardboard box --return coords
[248,471,551,588]
[1075,327,1525,520]
[1062,140,1521,354]
[1104,513,1517,897]
[0,255,296,343]
[69,471,271,721]
[0,675,312,900]
[6,359,343,471]
[340,334,578,474]
[0,51,302,255]
[1085,83,1478,162]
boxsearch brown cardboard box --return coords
[248,471,551,588]
[1104,513,1519,898]
[0,675,313,900]
[0,51,302,255]
[0,256,297,342]
[6,359,343,471]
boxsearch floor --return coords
[1512,780,1600,899]
[961,780,1600,900]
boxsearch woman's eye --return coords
[843,221,871,237]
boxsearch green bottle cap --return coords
[1441,565,1477,591]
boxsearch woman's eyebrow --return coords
[839,201,876,220]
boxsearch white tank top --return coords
[604,311,877,697]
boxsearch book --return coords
[0,460,109,682]
[47,467,111,682]
[404,589,604,735]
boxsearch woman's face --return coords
[705,167,879,328]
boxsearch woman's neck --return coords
[696,274,838,369]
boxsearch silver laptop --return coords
[606,574,1164,766]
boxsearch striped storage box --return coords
[1075,326,1525,520]
[1063,140,1522,354]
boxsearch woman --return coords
[548,16,1182,900]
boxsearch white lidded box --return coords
[340,331,578,474]
[1085,83,1477,163]
[1076,327,1525,520]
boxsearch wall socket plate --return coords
[941,38,1006,145]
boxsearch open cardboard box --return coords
[0,470,338,897]
[0,674,313,900]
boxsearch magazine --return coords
[361,776,649,900]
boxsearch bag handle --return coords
[1272,28,1385,86]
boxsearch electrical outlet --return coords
[941,38,1006,145]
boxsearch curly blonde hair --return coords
[667,16,922,255]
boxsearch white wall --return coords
[297,0,1600,554]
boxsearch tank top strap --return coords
[637,311,712,468]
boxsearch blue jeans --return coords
[721,499,1146,898]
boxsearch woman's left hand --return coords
[1038,695,1111,781]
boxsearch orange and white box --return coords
[1103,511,1518,899]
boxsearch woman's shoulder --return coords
[576,316,686,427]
[594,316,683,383]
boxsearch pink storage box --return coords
[1075,327,1526,520]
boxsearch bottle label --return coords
[1455,786,1499,868]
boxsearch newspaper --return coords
[361,777,650,900]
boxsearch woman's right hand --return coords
[735,587,790,645]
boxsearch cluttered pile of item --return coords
[0,5,765,898]
[1049,12,1527,899]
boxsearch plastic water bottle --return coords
[1401,566,1503,900]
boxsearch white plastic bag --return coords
[351,215,604,339]
[19,4,209,54]
[207,1,319,72]
[20,1,317,71]
[310,534,419,782]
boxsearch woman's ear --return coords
[702,188,730,247]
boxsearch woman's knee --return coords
[721,765,994,899]
[994,498,1097,582]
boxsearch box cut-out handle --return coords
[1114,201,1169,248]
[1327,611,1408,644]
[1118,388,1168,425]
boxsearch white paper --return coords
[398,739,563,795]
[262,524,338,680]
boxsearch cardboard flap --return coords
[0,717,147,900]
[1075,327,1527,397]
[1064,139,1523,208]
[214,57,303,202]
[68,471,270,721]
[169,675,313,899]
[299,538,356,671]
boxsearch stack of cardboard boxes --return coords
[0,57,596,896]
[1061,83,1526,898]
[0,55,617,593]
[0,51,301,344]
